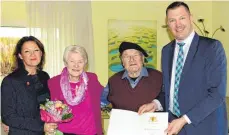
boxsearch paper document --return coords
[107,109,168,135]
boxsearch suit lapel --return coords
[168,41,176,81]
[180,33,200,85]
[166,41,176,90]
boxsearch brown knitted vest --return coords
[108,68,162,112]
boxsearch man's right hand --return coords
[138,101,158,115]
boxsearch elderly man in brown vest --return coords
[101,41,164,113]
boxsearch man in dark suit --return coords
[162,1,227,135]
[139,1,227,135]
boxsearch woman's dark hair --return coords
[166,1,190,16]
[13,36,45,70]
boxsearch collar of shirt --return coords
[175,30,195,53]
[121,67,148,88]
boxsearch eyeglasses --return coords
[122,54,141,61]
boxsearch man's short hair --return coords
[166,1,190,16]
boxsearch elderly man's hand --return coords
[165,117,187,135]
[1,123,9,133]
[138,101,158,115]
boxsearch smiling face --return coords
[18,41,42,71]
[66,51,86,82]
[121,49,144,76]
[167,5,193,41]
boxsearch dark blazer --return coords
[1,68,50,135]
[162,33,228,135]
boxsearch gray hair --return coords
[63,45,88,66]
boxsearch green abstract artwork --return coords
[108,20,157,77]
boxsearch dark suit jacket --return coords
[162,33,228,135]
[1,68,50,135]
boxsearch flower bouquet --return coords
[40,99,73,135]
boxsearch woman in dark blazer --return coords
[1,36,57,135]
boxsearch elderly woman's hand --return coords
[44,123,58,133]
[1,123,9,133]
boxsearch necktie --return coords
[173,42,185,117]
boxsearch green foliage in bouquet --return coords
[45,130,63,135]
[55,130,64,135]
[62,113,73,120]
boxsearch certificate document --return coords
[107,109,168,135]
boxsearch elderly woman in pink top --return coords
[48,45,103,135]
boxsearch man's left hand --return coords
[165,117,187,135]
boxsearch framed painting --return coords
[108,20,157,77]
